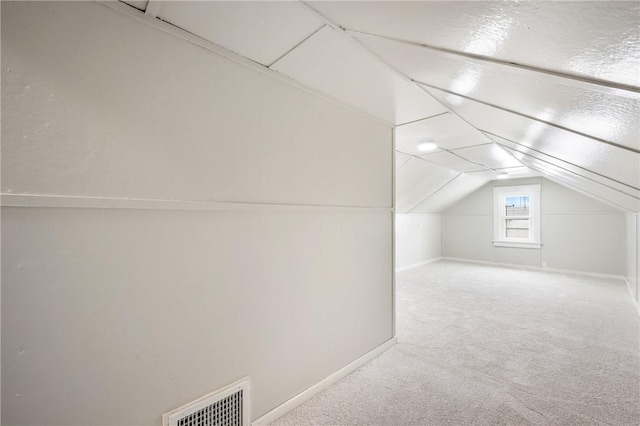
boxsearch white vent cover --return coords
[163,378,250,426]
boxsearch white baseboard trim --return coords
[441,257,626,281]
[624,279,640,318]
[395,257,442,273]
[252,336,397,425]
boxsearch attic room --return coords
[1,1,638,425]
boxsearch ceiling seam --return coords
[448,142,495,151]
[346,29,640,95]
[416,81,640,155]
[406,173,463,214]
[298,0,523,181]
[444,148,502,173]
[297,0,454,121]
[398,151,458,171]
[410,83,525,171]
[97,1,395,129]
[516,166,634,213]
[496,143,640,200]
[267,24,327,69]
[396,156,412,171]
[396,111,450,127]
[398,141,511,173]
[482,130,640,192]
[495,147,635,211]
[396,149,487,174]
[143,0,161,18]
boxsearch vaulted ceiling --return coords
[120,0,640,213]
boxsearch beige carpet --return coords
[272,260,640,425]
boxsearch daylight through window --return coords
[493,185,541,249]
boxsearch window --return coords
[493,184,541,249]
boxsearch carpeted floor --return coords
[272,260,640,425]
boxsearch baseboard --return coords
[252,336,397,425]
[624,279,640,318]
[395,257,442,273]
[441,257,626,281]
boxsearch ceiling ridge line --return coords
[481,130,640,192]
[416,80,640,155]
[345,29,640,95]
[495,142,640,200]
[406,173,463,214]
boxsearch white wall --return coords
[395,214,441,271]
[1,2,393,425]
[626,214,639,304]
[637,213,640,304]
[443,177,626,276]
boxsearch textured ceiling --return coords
[122,0,640,213]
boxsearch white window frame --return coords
[493,184,541,249]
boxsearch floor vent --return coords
[163,378,250,426]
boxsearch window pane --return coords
[505,196,530,217]
[506,219,529,238]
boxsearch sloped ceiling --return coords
[121,0,640,213]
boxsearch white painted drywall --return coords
[443,177,626,276]
[395,214,441,270]
[626,214,638,301]
[1,2,393,425]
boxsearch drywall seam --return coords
[442,257,626,281]
[406,173,462,213]
[624,279,640,318]
[143,0,161,18]
[396,154,412,170]
[344,29,639,96]
[502,158,635,213]
[485,132,640,193]
[395,111,450,128]
[418,82,638,154]
[97,1,393,128]
[251,337,397,425]
[0,194,393,214]
[395,257,442,273]
[267,24,327,68]
[296,0,454,125]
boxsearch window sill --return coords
[493,241,542,249]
